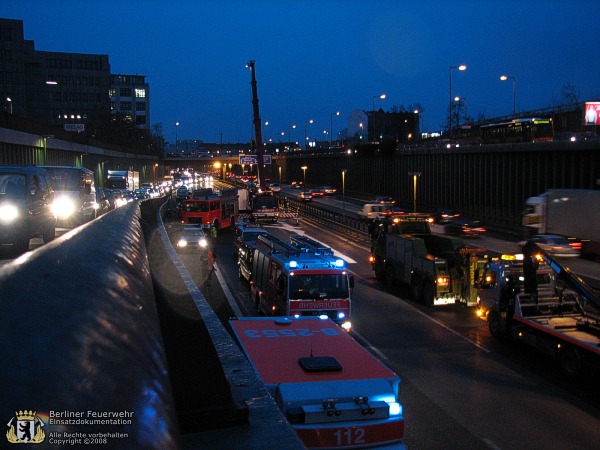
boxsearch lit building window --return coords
[135,88,146,98]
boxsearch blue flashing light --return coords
[318,314,328,320]
[335,259,344,267]
[337,312,345,319]
[290,260,298,268]
[389,402,402,416]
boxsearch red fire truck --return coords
[250,234,354,331]
[251,191,279,222]
[230,316,406,449]
[180,187,238,232]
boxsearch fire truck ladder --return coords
[257,234,300,257]
[290,235,334,256]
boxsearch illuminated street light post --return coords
[288,124,296,151]
[264,121,269,143]
[301,165,307,194]
[500,75,517,115]
[175,122,180,154]
[449,65,467,136]
[330,111,340,146]
[6,97,12,114]
[373,94,386,142]
[408,171,422,212]
[153,163,158,185]
[304,120,314,150]
[342,169,347,220]
[454,96,467,129]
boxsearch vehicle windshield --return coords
[289,274,349,300]
[254,197,278,208]
[0,174,26,197]
[44,168,83,190]
[183,201,210,213]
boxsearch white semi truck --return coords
[523,189,600,257]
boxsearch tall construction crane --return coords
[246,60,267,192]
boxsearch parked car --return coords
[175,226,209,252]
[444,219,486,237]
[518,234,581,258]
[0,165,56,254]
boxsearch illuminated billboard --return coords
[584,102,600,125]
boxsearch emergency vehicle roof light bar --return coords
[257,234,300,257]
[290,235,334,256]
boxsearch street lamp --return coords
[153,163,158,185]
[330,111,340,146]
[359,122,364,141]
[409,172,422,212]
[288,124,296,151]
[373,94,386,142]
[454,96,467,129]
[264,121,269,143]
[449,65,467,136]
[301,165,307,194]
[6,97,12,114]
[175,122,180,153]
[342,169,347,220]
[500,75,517,115]
[304,120,313,150]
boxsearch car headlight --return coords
[177,238,188,247]
[199,238,208,248]
[0,204,19,223]
[51,197,76,219]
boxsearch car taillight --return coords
[569,242,582,250]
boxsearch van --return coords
[0,165,56,253]
[41,166,97,227]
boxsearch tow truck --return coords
[370,214,486,306]
[476,247,600,376]
[230,317,406,449]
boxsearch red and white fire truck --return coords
[230,316,406,449]
[250,234,354,331]
[251,190,279,222]
[180,187,238,232]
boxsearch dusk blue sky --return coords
[2,1,599,144]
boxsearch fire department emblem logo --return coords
[6,410,46,444]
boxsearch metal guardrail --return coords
[0,197,304,449]
[287,196,372,246]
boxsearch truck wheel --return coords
[13,236,30,255]
[384,265,395,288]
[43,223,56,243]
[374,261,386,283]
[488,312,503,338]
[422,281,435,306]
[559,347,582,377]
[255,293,261,313]
[411,277,423,302]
